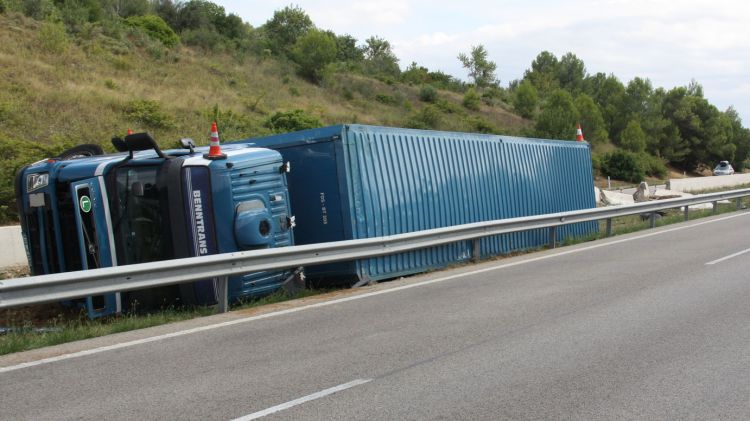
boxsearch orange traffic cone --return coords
[204,121,227,160]
[127,128,133,135]
[575,123,585,142]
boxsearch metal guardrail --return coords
[1,188,749,311]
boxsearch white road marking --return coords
[705,247,750,265]
[230,379,372,420]
[1,211,748,374]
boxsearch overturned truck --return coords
[15,124,597,317]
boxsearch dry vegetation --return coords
[0,13,527,150]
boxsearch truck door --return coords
[70,178,120,318]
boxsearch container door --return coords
[70,178,120,318]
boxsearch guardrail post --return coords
[548,226,557,249]
[605,218,613,237]
[471,239,481,263]
[737,198,742,210]
[216,276,229,313]
[649,212,657,228]
[684,206,689,221]
[712,201,718,214]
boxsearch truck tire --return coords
[57,144,104,160]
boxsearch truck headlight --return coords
[27,173,49,192]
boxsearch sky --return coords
[213,0,750,125]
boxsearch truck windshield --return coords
[110,165,175,265]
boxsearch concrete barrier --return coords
[667,173,750,192]
[0,226,28,270]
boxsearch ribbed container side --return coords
[341,126,597,281]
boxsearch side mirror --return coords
[180,138,196,154]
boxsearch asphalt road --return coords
[2,212,750,420]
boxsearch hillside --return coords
[0,13,528,223]
[2,1,748,226]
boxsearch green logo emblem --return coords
[80,195,92,213]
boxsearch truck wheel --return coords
[57,144,104,160]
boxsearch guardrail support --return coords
[216,276,229,313]
[649,212,657,228]
[684,206,689,221]
[605,218,613,237]
[471,239,481,263]
[737,198,742,210]
[549,226,557,249]
[712,201,718,214]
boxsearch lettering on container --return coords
[193,190,208,254]
[320,192,328,225]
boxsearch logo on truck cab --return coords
[192,190,209,255]
[79,195,92,213]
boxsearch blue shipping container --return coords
[242,124,597,284]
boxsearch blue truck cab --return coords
[15,132,294,318]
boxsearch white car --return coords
[713,161,735,176]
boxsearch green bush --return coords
[204,105,264,140]
[638,152,668,178]
[462,88,481,111]
[375,93,398,106]
[418,85,437,103]
[601,150,645,183]
[290,29,337,82]
[125,99,174,129]
[125,15,180,48]
[591,153,602,175]
[21,0,58,20]
[405,105,441,130]
[180,27,226,51]
[264,109,321,133]
[435,99,463,115]
[513,80,538,119]
[469,116,500,134]
[37,21,70,53]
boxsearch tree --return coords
[660,84,736,170]
[362,36,400,77]
[574,94,608,144]
[174,0,226,31]
[457,45,498,89]
[584,72,626,136]
[291,29,337,82]
[263,5,313,54]
[333,33,362,62]
[153,0,179,28]
[725,107,750,170]
[620,120,647,153]
[535,89,579,140]
[524,51,559,97]
[513,79,538,119]
[402,62,430,85]
[117,0,151,17]
[556,52,586,94]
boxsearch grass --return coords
[0,288,324,356]
[0,13,526,149]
